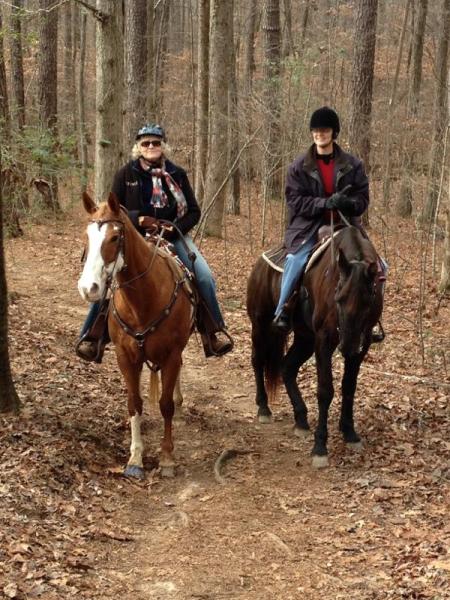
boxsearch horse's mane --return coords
[337,226,377,264]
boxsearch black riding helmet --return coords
[136,123,166,141]
[309,107,340,139]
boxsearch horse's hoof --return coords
[293,426,310,438]
[258,414,272,424]
[160,465,175,478]
[312,454,329,469]
[123,465,145,479]
[347,441,363,452]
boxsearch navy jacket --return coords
[284,143,369,253]
[112,159,201,236]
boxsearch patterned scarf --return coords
[150,167,188,219]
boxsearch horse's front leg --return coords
[117,354,145,479]
[312,340,334,468]
[159,352,182,477]
[339,344,369,447]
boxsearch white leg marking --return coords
[174,371,183,409]
[128,414,144,467]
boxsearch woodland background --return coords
[0,1,449,599]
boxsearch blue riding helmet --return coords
[136,124,166,141]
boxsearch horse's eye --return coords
[110,235,119,243]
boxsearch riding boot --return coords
[200,331,233,357]
[75,299,110,363]
[272,309,291,332]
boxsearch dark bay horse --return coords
[78,192,194,478]
[247,226,383,468]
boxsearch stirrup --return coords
[75,335,107,363]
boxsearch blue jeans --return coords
[80,235,225,336]
[275,237,316,317]
[172,235,224,327]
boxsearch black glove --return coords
[326,193,356,215]
[325,192,347,210]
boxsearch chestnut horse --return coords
[78,192,194,478]
[247,226,383,468]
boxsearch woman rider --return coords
[76,124,232,361]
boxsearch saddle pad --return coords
[261,231,344,274]
[262,245,286,272]
[305,230,343,273]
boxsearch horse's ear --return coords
[367,261,378,280]
[107,192,121,215]
[82,192,97,214]
[338,249,352,277]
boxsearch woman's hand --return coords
[138,216,159,230]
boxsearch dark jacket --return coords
[112,159,201,236]
[284,143,369,253]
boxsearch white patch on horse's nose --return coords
[78,223,107,302]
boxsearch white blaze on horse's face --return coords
[78,222,124,302]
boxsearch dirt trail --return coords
[2,210,449,600]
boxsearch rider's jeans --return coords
[274,237,316,317]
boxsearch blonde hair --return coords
[131,138,172,160]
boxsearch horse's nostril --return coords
[91,283,99,294]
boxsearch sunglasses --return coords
[140,140,162,148]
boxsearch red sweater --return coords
[317,157,340,224]
[317,158,335,196]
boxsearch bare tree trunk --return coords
[282,0,295,58]
[194,0,210,202]
[0,9,10,138]
[227,11,240,215]
[95,0,124,203]
[62,2,75,134]
[243,0,258,95]
[262,0,282,204]
[0,143,20,414]
[37,0,60,211]
[78,8,88,193]
[397,0,428,217]
[10,0,25,130]
[348,0,378,174]
[153,0,170,119]
[382,0,410,210]
[124,0,147,153]
[146,0,155,119]
[204,0,231,237]
[439,204,450,292]
[299,0,311,54]
[422,0,450,223]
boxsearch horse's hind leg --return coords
[159,353,182,477]
[251,327,272,424]
[282,334,314,436]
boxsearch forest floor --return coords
[1,197,450,600]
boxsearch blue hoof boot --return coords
[123,465,145,479]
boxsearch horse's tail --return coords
[247,257,287,404]
[263,328,287,403]
[149,371,160,406]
